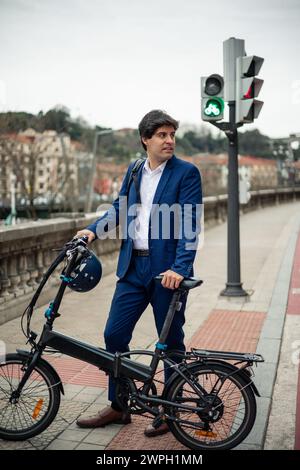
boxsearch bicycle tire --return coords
[164,361,256,450]
[0,353,61,440]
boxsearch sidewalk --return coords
[1,201,300,450]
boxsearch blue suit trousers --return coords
[104,254,187,402]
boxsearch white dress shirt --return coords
[133,158,167,250]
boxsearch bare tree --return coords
[0,131,79,219]
[0,134,48,219]
[47,133,78,214]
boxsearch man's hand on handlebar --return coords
[75,230,96,244]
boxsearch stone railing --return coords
[0,216,120,324]
[203,187,300,226]
[1,186,300,324]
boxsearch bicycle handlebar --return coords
[29,236,89,309]
[64,235,89,251]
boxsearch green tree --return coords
[238,129,271,158]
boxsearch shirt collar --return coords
[143,158,167,175]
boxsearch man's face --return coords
[142,125,176,162]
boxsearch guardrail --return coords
[1,186,299,324]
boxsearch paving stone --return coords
[77,386,106,396]
[255,338,281,364]
[243,424,266,446]
[47,439,78,450]
[83,425,122,446]
[63,384,85,394]
[0,440,34,450]
[58,428,92,441]
[94,395,109,405]
[235,443,262,450]
[254,363,277,398]
[76,443,106,450]
[72,392,98,403]
[260,317,285,339]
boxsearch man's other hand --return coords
[75,229,95,244]
[159,270,184,290]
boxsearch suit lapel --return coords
[152,155,176,205]
[134,155,176,205]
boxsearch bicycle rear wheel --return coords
[165,362,256,450]
[0,353,61,440]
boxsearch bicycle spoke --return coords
[0,359,56,436]
[165,365,254,449]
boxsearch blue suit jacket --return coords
[87,155,202,279]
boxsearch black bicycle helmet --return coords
[66,250,102,292]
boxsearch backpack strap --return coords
[126,158,146,203]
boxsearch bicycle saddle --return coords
[154,275,203,290]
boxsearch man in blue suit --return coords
[76,110,202,436]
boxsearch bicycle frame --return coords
[14,239,263,422]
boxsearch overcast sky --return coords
[1,0,299,138]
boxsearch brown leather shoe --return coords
[76,405,131,428]
[144,422,170,437]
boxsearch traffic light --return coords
[236,55,264,124]
[201,74,224,121]
[239,177,251,204]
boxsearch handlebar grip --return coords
[71,235,88,243]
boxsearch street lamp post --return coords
[5,173,17,226]
[85,129,114,213]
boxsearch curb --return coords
[242,216,300,449]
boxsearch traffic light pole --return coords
[212,103,248,297]
[202,37,263,297]
[223,102,247,296]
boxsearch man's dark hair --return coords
[138,110,179,150]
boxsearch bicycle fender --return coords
[163,359,260,398]
[205,359,261,397]
[16,349,64,395]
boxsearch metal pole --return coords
[220,102,247,297]
[5,173,17,226]
[85,133,98,213]
[11,173,17,225]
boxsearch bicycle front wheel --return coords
[0,353,61,440]
[165,362,256,450]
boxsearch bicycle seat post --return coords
[158,289,183,347]
[145,287,184,396]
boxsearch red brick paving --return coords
[45,356,108,387]
[188,309,265,352]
